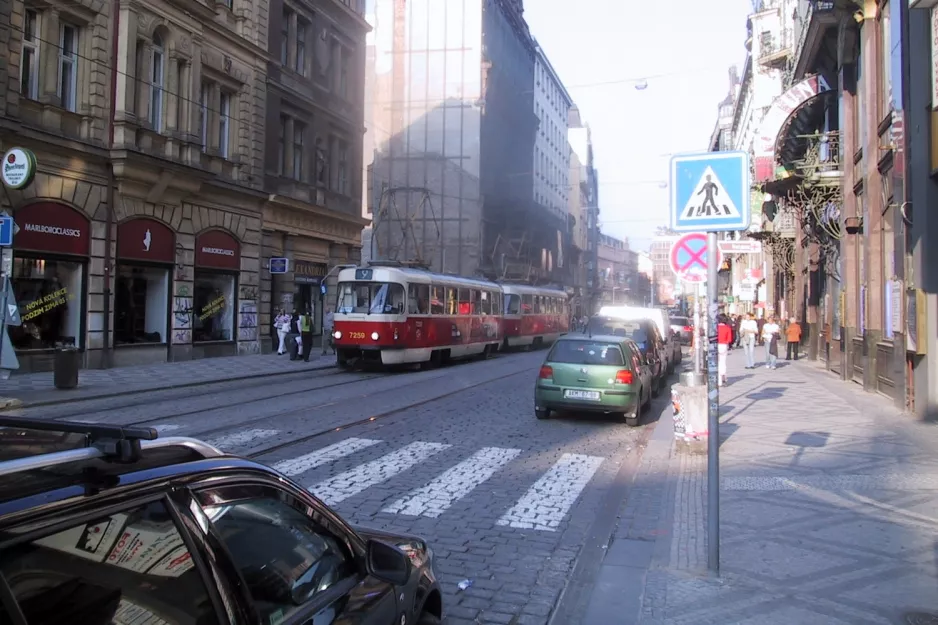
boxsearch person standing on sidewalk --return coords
[786,317,802,360]
[717,314,733,386]
[762,316,781,369]
[321,309,335,355]
[274,309,291,355]
[299,309,313,362]
[740,313,759,369]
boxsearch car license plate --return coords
[564,389,601,401]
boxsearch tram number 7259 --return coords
[347,331,367,340]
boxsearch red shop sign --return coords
[118,218,175,263]
[195,229,241,270]
[14,202,90,256]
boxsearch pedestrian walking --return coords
[273,308,291,355]
[299,309,313,362]
[740,313,759,369]
[734,314,742,348]
[717,314,733,386]
[322,309,335,355]
[762,316,781,369]
[786,317,802,360]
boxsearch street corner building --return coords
[0,0,369,372]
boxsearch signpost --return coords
[670,151,751,576]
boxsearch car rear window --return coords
[549,340,625,366]
[588,318,648,344]
[671,317,690,326]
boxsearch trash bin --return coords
[54,346,80,390]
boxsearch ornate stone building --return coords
[2,0,271,371]
[259,0,370,351]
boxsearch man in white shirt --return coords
[739,313,759,369]
[761,316,781,369]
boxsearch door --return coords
[190,482,398,625]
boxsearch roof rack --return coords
[0,416,224,478]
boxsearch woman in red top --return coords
[717,314,733,387]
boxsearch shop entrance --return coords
[293,261,328,339]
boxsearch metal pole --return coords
[706,231,720,574]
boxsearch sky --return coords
[524,0,754,252]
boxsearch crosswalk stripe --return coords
[383,446,522,518]
[310,441,451,506]
[273,438,382,477]
[207,429,280,450]
[496,453,604,531]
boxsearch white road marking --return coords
[497,453,605,531]
[150,424,183,433]
[383,446,522,518]
[273,438,382,477]
[206,429,280,450]
[310,441,451,506]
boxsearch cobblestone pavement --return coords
[0,351,335,405]
[579,347,938,625]
[12,348,675,624]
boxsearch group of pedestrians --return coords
[715,313,802,386]
[272,309,336,361]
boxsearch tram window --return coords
[480,291,490,316]
[521,294,533,313]
[430,286,444,314]
[470,290,482,314]
[489,292,498,315]
[456,289,469,315]
[505,294,520,315]
[408,284,429,314]
[446,288,457,315]
[550,298,557,314]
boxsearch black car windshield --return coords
[549,340,625,366]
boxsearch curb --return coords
[7,361,339,409]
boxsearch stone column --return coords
[165,57,180,132]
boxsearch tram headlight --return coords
[333,331,342,340]
[371,331,380,341]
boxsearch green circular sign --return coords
[2,147,37,190]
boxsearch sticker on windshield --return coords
[270,609,284,625]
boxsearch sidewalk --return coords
[0,352,336,408]
[582,347,938,625]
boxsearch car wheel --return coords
[535,408,551,420]
[624,397,641,427]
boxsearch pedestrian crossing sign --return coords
[670,151,750,233]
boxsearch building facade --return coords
[3,0,369,372]
[363,0,575,288]
[649,235,678,306]
[259,0,370,352]
[596,233,644,307]
[533,40,572,222]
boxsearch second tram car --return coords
[332,263,570,367]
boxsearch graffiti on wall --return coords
[173,329,191,344]
[173,297,193,329]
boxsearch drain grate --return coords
[905,612,938,625]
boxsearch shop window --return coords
[11,257,83,350]
[430,286,444,314]
[408,283,429,314]
[115,266,169,344]
[193,271,236,342]
[20,9,39,100]
[58,22,79,112]
[0,500,218,625]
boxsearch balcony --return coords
[792,131,842,185]
[758,29,793,70]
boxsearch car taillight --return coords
[684,326,692,332]
[539,365,553,379]
[615,370,634,384]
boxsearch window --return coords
[195,484,356,625]
[549,340,625,366]
[445,288,457,315]
[281,9,291,66]
[223,0,232,7]
[193,270,236,342]
[218,91,231,158]
[337,141,348,194]
[10,257,83,350]
[521,294,533,313]
[296,19,307,75]
[457,289,471,315]
[335,282,404,314]
[505,294,520,315]
[278,115,287,175]
[115,265,169,344]
[58,22,79,112]
[879,2,891,115]
[293,121,304,181]
[407,283,429,314]
[200,81,211,149]
[150,33,165,129]
[20,9,39,99]
[0,500,218,625]
[339,50,349,98]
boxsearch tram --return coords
[332,263,570,368]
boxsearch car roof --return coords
[556,333,632,346]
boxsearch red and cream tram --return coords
[332,263,570,368]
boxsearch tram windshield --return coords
[336,282,405,315]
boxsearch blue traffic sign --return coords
[670,151,751,233]
[0,216,13,246]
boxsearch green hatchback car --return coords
[534,333,654,426]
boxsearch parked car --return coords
[0,417,443,625]
[670,316,694,344]
[534,333,653,426]
[598,306,681,374]
[588,315,667,395]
